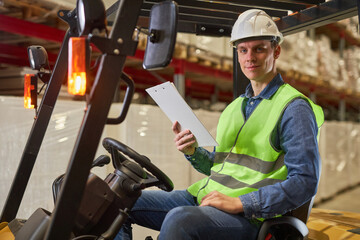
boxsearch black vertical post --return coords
[357,0,360,30]
[0,30,72,222]
[232,48,249,99]
[43,1,143,239]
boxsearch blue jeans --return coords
[115,190,260,240]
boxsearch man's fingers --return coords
[200,191,244,214]
[200,191,218,204]
[172,121,195,144]
[200,196,219,207]
[172,121,196,155]
[175,132,194,145]
[174,129,194,143]
[172,121,180,134]
[177,138,195,152]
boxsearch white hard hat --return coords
[230,9,283,47]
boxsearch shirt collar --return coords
[243,73,284,100]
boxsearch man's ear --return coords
[274,45,281,59]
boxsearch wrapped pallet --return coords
[348,123,360,184]
[277,31,318,79]
[318,121,353,201]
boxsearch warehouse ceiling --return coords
[0,0,358,100]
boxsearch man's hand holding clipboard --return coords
[146,82,218,147]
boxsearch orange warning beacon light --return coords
[68,37,87,96]
[24,74,37,109]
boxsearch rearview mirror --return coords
[76,0,106,36]
[143,1,178,70]
[27,46,49,71]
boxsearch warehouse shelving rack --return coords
[0,0,359,114]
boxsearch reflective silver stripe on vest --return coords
[214,152,285,174]
[209,170,284,189]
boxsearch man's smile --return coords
[246,65,260,70]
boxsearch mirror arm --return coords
[135,27,158,43]
[89,35,138,56]
[57,9,79,36]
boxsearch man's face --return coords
[236,40,280,84]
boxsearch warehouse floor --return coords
[315,185,360,213]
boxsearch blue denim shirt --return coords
[186,74,320,219]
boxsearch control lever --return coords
[91,155,111,168]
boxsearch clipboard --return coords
[146,82,218,147]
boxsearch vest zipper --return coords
[195,99,250,203]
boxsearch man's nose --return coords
[246,50,256,62]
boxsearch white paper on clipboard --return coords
[146,82,218,147]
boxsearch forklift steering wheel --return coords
[102,137,174,192]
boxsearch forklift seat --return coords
[145,197,314,240]
[256,197,314,240]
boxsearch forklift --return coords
[1,0,177,239]
[1,0,359,239]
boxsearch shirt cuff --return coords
[239,191,261,219]
[185,147,200,161]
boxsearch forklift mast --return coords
[45,1,143,239]
[1,0,143,239]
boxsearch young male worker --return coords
[116,9,324,240]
